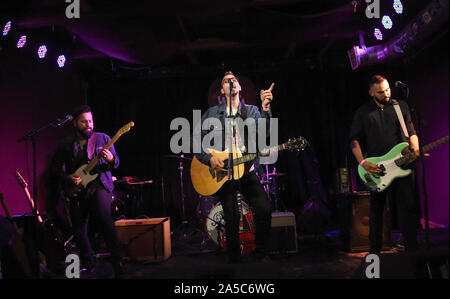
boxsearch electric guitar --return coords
[66,121,134,199]
[190,137,308,196]
[15,170,68,267]
[358,135,449,192]
[15,170,43,223]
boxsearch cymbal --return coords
[262,172,286,177]
[165,154,192,161]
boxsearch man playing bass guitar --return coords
[349,75,420,254]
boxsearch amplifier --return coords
[269,211,298,254]
[338,192,391,252]
[114,217,171,262]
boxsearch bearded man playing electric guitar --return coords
[49,105,124,278]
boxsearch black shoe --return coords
[112,261,125,279]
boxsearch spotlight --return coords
[2,21,11,36]
[382,16,393,29]
[17,35,27,48]
[393,0,403,14]
[374,28,383,41]
[38,45,47,59]
[57,55,66,67]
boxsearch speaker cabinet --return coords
[115,217,171,262]
[338,192,391,252]
[269,211,298,254]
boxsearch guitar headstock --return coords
[118,121,135,136]
[284,137,308,151]
[15,170,28,189]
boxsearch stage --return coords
[33,228,448,280]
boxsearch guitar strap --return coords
[392,99,409,139]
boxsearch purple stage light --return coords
[382,16,393,29]
[393,0,403,14]
[38,45,47,59]
[17,35,27,48]
[2,21,11,36]
[57,55,66,67]
[374,28,383,40]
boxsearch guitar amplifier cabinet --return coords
[338,192,391,252]
[269,211,298,254]
[114,217,171,262]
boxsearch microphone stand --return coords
[17,117,72,220]
[401,85,431,270]
[227,81,234,181]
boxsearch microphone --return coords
[53,115,73,127]
[395,81,408,88]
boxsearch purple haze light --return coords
[393,0,403,14]
[57,55,66,67]
[38,45,47,59]
[374,28,383,40]
[2,21,11,36]
[382,16,393,29]
[17,35,27,48]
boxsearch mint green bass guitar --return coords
[358,136,449,192]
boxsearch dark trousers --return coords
[370,175,419,252]
[69,182,121,266]
[216,172,272,258]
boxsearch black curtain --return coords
[84,60,410,231]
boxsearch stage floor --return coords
[42,227,448,280]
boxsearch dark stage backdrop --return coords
[84,36,449,230]
[0,47,84,218]
[1,34,448,232]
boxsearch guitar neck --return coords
[423,136,449,153]
[232,143,286,166]
[396,136,449,166]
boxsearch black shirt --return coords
[349,99,416,157]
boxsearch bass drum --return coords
[205,197,256,254]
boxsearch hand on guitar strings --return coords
[68,174,82,185]
[361,160,383,175]
[210,156,227,172]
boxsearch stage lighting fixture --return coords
[2,21,11,36]
[374,28,383,40]
[382,16,393,29]
[17,35,27,48]
[57,55,66,67]
[38,45,47,59]
[393,0,403,14]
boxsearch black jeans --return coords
[69,182,121,266]
[216,172,272,258]
[370,176,419,252]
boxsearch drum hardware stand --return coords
[203,213,226,253]
[173,155,200,242]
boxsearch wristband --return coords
[359,159,366,166]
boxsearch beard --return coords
[77,127,93,139]
[374,96,390,105]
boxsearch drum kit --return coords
[194,162,287,252]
